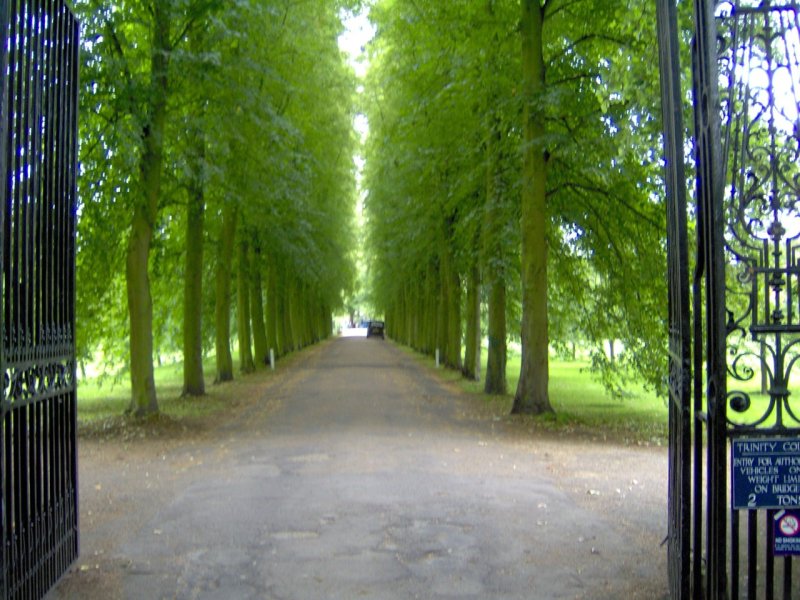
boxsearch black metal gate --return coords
[0,1,79,598]
[659,0,800,598]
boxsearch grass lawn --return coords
[78,340,670,444]
[76,352,271,434]
[79,336,797,445]
[412,345,669,445]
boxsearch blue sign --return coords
[774,510,800,556]
[731,438,800,509]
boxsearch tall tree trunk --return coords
[182,169,205,396]
[513,0,553,414]
[126,3,170,417]
[483,76,506,393]
[310,294,322,343]
[266,265,279,358]
[485,272,507,394]
[251,246,268,367]
[290,278,300,350]
[463,262,481,381]
[446,255,462,371]
[214,202,237,382]
[436,258,447,363]
[294,282,307,348]
[426,262,438,356]
[297,282,308,348]
[127,209,159,416]
[281,274,297,354]
[321,303,331,339]
[405,285,415,348]
[411,285,421,349]
[237,236,255,373]
[182,124,206,397]
[275,270,287,357]
[396,288,406,344]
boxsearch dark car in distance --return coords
[367,320,385,339]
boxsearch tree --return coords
[513,0,551,414]
[365,0,667,412]
[76,0,225,416]
[76,0,359,411]
[237,235,255,373]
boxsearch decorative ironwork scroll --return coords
[0,1,80,598]
[717,3,800,598]
[720,1,800,435]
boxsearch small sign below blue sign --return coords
[731,438,800,509]
[774,510,800,556]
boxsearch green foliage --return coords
[364,0,669,398]
[74,0,359,394]
[408,345,667,444]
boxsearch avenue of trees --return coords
[75,0,360,416]
[72,0,687,420]
[362,0,672,413]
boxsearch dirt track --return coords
[47,336,668,600]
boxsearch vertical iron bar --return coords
[0,0,10,592]
[657,1,692,597]
[691,0,729,596]
[765,511,774,600]
[42,7,52,579]
[733,509,740,599]
[693,279,704,599]
[692,45,707,594]
[64,3,78,570]
[32,3,45,593]
[749,510,757,600]
[69,5,79,564]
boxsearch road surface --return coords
[48,336,667,599]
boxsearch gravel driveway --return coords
[48,337,668,600]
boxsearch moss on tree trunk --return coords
[237,236,255,373]
[485,275,507,395]
[513,0,553,415]
[126,207,159,416]
[182,177,205,396]
[214,202,237,382]
[182,129,206,397]
[126,2,170,417]
[464,267,481,380]
[250,246,268,367]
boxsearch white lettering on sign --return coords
[738,441,779,453]
[774,484,800,493]
[732,439,800,509]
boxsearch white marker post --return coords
[269,349,275,371]
[435,348,440,368]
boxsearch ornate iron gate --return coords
[0,1,79,598]
[660,0,800,598]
